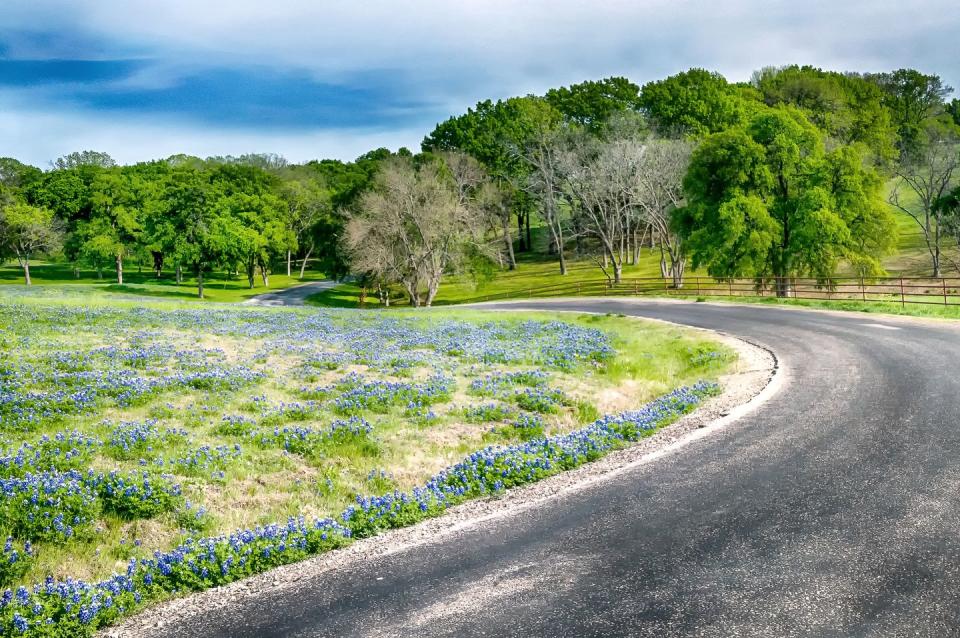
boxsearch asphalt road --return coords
[162,299,960,637]
[243,280,338,306]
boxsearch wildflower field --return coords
[0,287,733,635]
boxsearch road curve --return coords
[242,280,338,306]
[155,299,960,637]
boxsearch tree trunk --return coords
[247,257,256,289]
[613,261,622,285]
[774,276,790,298]
[260,262,269,287]
[404,280,420,307]
[152,251,164,278]
[501,209,516,270]
[933,223,942,277]
[517,213,526,252]
[176,264,183,284]
[299,246,313,279]
[558,241,568,275]
[286,250,292,277]
[22,260,31,286]
[197,267,204,299]
[358,285,367,308]
[425,273,442,307]
[525,211,532,252]
[671,258,685,289]
[116,254,123,285]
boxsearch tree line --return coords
[2,65,959,301]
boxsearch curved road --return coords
[160,300,960,637]
[243,280,338,306]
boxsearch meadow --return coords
[0,288,732,635]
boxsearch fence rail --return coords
[457,276,960,308]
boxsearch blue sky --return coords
[1,0,958,167]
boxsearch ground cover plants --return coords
[0,288,734,635]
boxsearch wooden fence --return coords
[458,276,960,307]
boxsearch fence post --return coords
[860,277,865,302]
[900,277,905,307]
[728,279,732,297]
[696,277,701,296]
[944,278,948,305]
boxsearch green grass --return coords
[0,261,327,303]
[0,290,735,589]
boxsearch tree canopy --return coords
[676,107,896,293]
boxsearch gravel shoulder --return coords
[104,326,778,637]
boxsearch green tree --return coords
[949,99,960,127]
[0,158,42,190]
[0,193,63,285]
[753,65,897,161]
[278,169,332,278]
[676,108,895,295]
[52,150,116,170]
[544,77,641,131]
[639,68,749,136]
[158,168,234,298]
[77,170,143,283]
[867,69,953,157]
[208,164,292,288]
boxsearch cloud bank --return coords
[1,0,957,166]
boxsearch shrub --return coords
[93,471,182,520]
[0,538,33,588]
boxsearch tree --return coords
[639,69,749,136]
[753,65,897,161]
[158,168,239,298]
[278,170,332,278]
[936,185,960,266]
[868,69,953,157]
[521,126,574,274]
[560,134,646,284]
[636,138,693,287]
[52,151,116,170]
[677,108,896,295]
[0,158,42,190]
[78,170,142,283]
[423,96,562,258]
[344,154,489,307]
[545,77,641,131]
[208,164,292,288]
[949,99,960,128]
[889,122,960,276]
[0,194,63,285]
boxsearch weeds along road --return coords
[159,299,960,637]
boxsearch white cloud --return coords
[1,0,958,165]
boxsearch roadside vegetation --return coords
[0,289,733,635]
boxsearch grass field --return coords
[0,261,327,304]
[0,288,732,634]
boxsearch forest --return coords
[2,65,959,302]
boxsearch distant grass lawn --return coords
[308,249,682,308]
[0,261,327,303]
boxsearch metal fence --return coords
[458,276,960,307]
